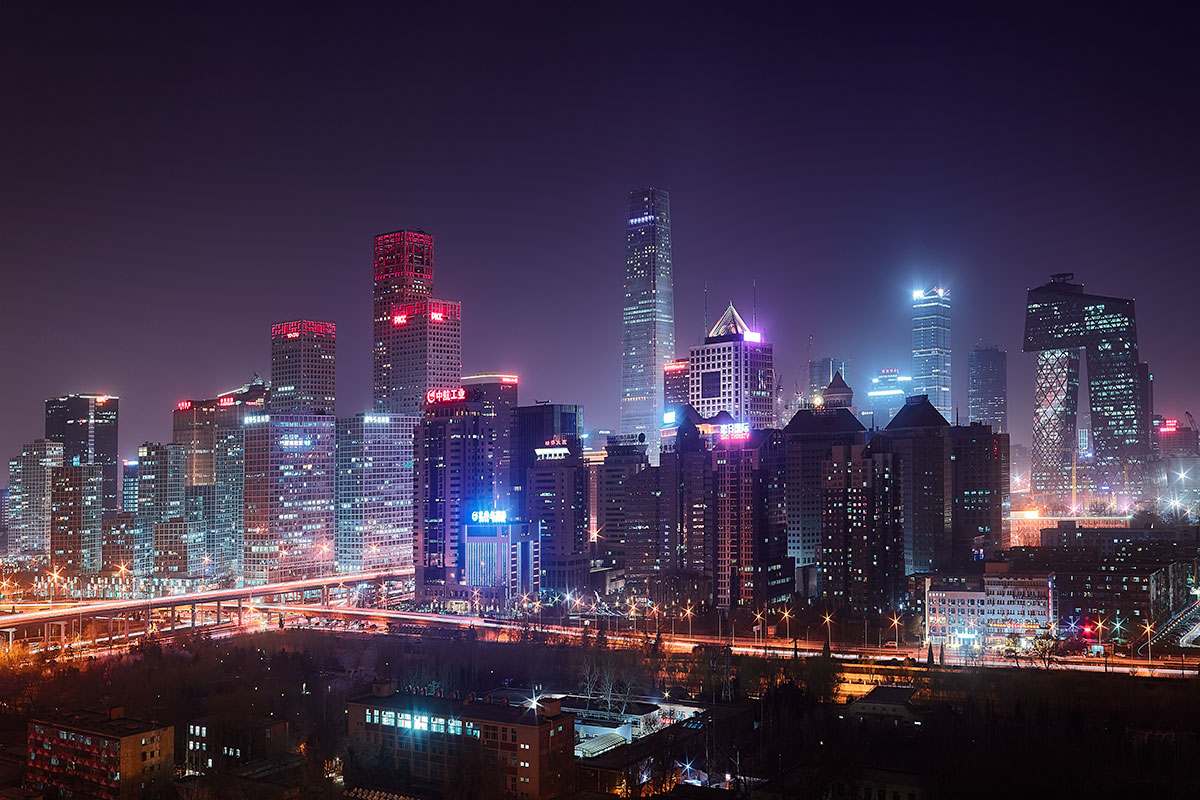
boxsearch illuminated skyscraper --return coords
[863,368,912,429]
[335,413,418,573]
[373,230,462,415]
[663,358,689,411]
[1024,274,1147,498]
[8,440,63,561]
[807,357,849,406]
[269,320,336,415]
[462,373,520,509]
[968,345,1007,433]
[911,287,952,419]
[50,464,103,576]
[45,394,119,510]
[242,414,336,585]
[620,188,675,464]
[688,303,774,429]
[135,442,185,579]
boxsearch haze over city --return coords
[5,3,1200,461]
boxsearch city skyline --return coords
[4,5,1200,464]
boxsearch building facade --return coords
[268,319,336,415]
[808,357,849,406]
[862,368,913,429]
[7,439,64,561]
[45,393,119,510]
[336,413,418,573]
[688,303,775,430]
[620,187,675,465]
[1024,274,1148,498]
[911,287,952,419]
[967,344,1007,433]
[49,464,103,576]
[373,229,435,412]
[242,414,336,585]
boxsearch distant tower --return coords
[620,188,675,464]
[372,230,462,415]
[45,394,119,511]
[911,287,952,418]
[968,345,1007,433]
[807,358,849,406]
[269,320,336,415]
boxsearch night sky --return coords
[3,3,1199,466]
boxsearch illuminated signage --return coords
[743,331,762,343]
[663,411,677,425]
[177,400,192,411]
[719,422,751,440]
[426,387,466,404]
[664,362,687,373]
[95,396,110,405]
[501,375,519,384]
[363,415,390,424]
[218,396,235,407]
[470,509,509,524]
[430,311,445,322]
[271,320,336,338]
[244,415,270,425]
[393,314,407,325]
[279,435,313,449]
[628,214,655,226]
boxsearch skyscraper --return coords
[242,414,336,585]
[135,442,185,579]
[968,345,1007,433]
[1024,274,1147,498]
[336,413,418,573]
[911,287,952,419]
[712,428,793,610]
[45,394,119,510]
[863,368,913,429]
[620,188,675,464]
[510,403,584,521]
[269,320,336,415]
[807,357,849,406]
[688,303,775,429]
[526,440,589,595]
[373,230,463,415]
[462,373,520,510]
[49,464,103,577]
[7,440,63,561]
[663,358,689,412]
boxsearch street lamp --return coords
[890,613,902,649]
[823,613,833,646]
[753,610,764,648]
[1143,621,1155,665]
[684,604,694,639]
[781,607,792,641]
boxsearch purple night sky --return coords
[3,3,1199,465]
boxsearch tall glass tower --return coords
[968,344,1007,433]
[620,188,675,463]
[1023,273,1147,498]
[911,287,952,419]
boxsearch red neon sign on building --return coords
[425,388,467,404]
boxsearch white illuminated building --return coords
[687,303,776,429]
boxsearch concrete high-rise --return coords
[269,320,336,415]
[863,368,913,429]
[663,358,689,412]
[911,287,952,419]
[134,442,185,580]
[620,188,675,464]
[526,440,589,596]
[968,345,1007,433]
[336,413,418,573]
[45,394,119,510]
[7,440,63,561]
[462,373,519,510]
[373,230,462,415]
[688,303,775,429]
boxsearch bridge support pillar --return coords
[237,598,243,626]
[43,623,49,650]
[190,604,196,629]
[170,606,176,632]
[215,600,221,625]
[322,585,329,607]
[2,627,15,650]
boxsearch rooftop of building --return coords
[32,708,168,739]
[884,395,949,430]
[347,691,570,726]
[851,685,918,708]
[783,406,866,436]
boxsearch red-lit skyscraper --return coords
[374,230,462,414]
[269,320,336,415]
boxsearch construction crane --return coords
[1185,411,1199,434]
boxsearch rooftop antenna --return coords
[703,282,709,336]
[752,279,757,329]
